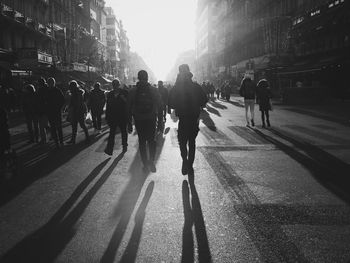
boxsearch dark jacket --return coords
[36,84,49,116]
[47,87,65,115]
[0,107,10,152]
[69,88,87,117]
[127,82,162,121]
[158,86,169,107]
[89,88,106,114]
[240,78,256,100]
[22,85,39,116]
[256,79,272,111]
[169,74,207,117]
[105,88,129,124]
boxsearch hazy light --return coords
[105,0,197,81]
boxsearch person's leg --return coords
[48,115,58,145]
[266,110,270,127]
[91,109,97,129]
[97,113,102,130]
[25,114,34,142]
[261,110,266,127]
[55,112,63,144]
[105,124,117,154]
[78,115,89,140]
[69,117,78,143]
[250,100,255,123]
[135,120,148,167]
[38,116,47,143]
[187,117,199,174]
[244,101,250,126]
[119,121,128,151]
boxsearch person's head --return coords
[177,64,193,81]
[23,84,35,94]
[137,70,148,83]
[38,77,47,88]
[69,80,78,92]
[47,77,56,88]
[94,82,101,90]
[112,79,120,90]
[158,80,164,88]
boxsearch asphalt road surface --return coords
[1,96,350,263]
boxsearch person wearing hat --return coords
[127,70,162,172]
[168,64,207,176]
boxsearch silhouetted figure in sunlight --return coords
[240,76,256,127]
[47,78,65,148]
[169,64,207,176]
[128,70,162,173]
[157,80,168,132]
[66,80,89,144]
[256,78,272,128]
[89,82,106,133]
[104,79,131,155]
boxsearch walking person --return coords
[67,80,89,144]
[89,82,106,133]
[168,64,207,176]
[36,77,49,144]
[128,70,162,172]
[21,84,39,143]
[104,79,131,155]
[240,76,256,127]
[46,78,65,148]
[256,78,272,128]
[157,80,168,132]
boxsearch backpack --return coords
[134,86,154,114]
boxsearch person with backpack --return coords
[127,70,162,172]
[168,64,207,176]
[256,78,272,128]
[47,78,65,148]
[239,76,256,127]
[67,80,90,144]
[104,79,131,155]
[89,82,106,133]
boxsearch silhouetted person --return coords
[256,78,272,128]
[157,80,168,131]
[104,79,131,155]
[128,70,162,172]
[169,64,207,175]
[47,78,65,148]
[36,77,49,143]
[67,80,89,144]
[240,76,256,127]
[21,84,39,143]
[90,82,106,132]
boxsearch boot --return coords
[267,119,271,127]
[67,134,76,144]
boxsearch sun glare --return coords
[105,0,197,81]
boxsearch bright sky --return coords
[105,0,197,80]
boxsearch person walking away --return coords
[21,84,39,143]
[224,81,231,101]
[157,80,168,131]
[127,70,162,172]
[104,79,131,155]
[67,80,89,144]
[215,87,220,99]
[47,78,65,148]
[240,76,256,127]
[256,78,272,128]
[89,82,106,133]
[36,77,50,143]
[168,64,207,176]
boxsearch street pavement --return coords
[1,96,350,262]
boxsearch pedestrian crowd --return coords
[1,64,272,179]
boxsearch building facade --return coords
[195,0,350,98]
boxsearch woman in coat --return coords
[256,78,272,128]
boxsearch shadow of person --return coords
[200,110,217,132]
[119,181,155,263]
[206,104,221,117]
[208,100,227,110]
[228,100,245,108]
[181,180,194,263]
[181,177,212,263]
[1,155,125,263]
[101,134,166,263]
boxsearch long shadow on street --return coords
[100,134,165,263]
[0,130,108,207]
[200,109,217,132]
[181,179,212,263]
[251,127,350,204]
[1,153,125,262]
